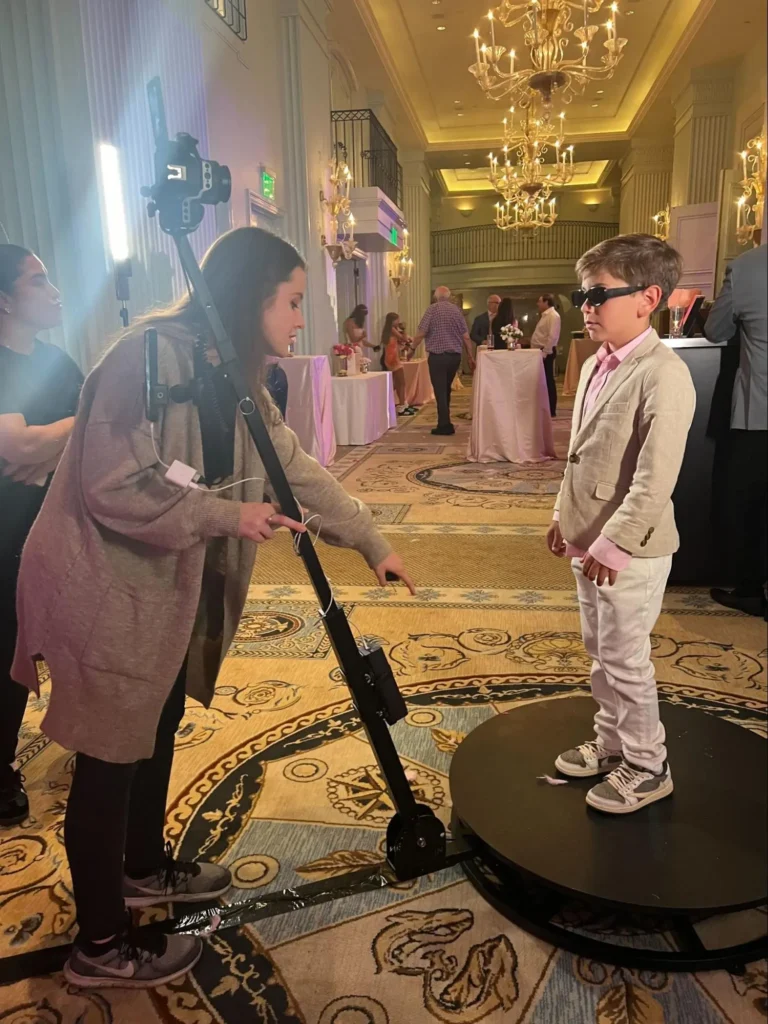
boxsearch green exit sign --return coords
[390,225,399,245]
[261,169,276,202]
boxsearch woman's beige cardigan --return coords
[12,325,391,762]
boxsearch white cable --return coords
[208,476,264,493]
[152,422,264,493]
[150,422,170,469]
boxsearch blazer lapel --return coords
[572,330,661,445]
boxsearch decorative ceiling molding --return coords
[626,0,718,135]
[351,0,427,149]
[438,160,613,196]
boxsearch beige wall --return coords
[199,3,285,232]
[434,188,620,231]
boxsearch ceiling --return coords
[353,0,716,144]
[344,0,766,195]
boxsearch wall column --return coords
[401,155,432,332]
[363,252,395,350]
[672,63,736,207]
[280,0,337,355]
[619,138,673,236]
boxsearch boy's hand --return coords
[581,553,618,587]
[547,520,566,557]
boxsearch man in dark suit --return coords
[470,294,501,347]
[705,240,767,617]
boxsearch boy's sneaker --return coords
[555,740,622,778]
[0,768,29,827]
[124,844,231,907]
[65,928,202,989]
[586,760,673,815]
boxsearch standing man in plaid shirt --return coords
[413,286,474,436]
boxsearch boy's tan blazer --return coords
[555,329,696,557]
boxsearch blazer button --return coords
[568,453,580,464]
[640,539,647,547]
[648,527,655,534]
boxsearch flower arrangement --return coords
[500,323,524,349]
[333,342,354,376]
[359,356,371,373]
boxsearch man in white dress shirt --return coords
[531,293,561,416]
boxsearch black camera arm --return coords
[144,81,446,880]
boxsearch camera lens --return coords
[208,161,231,205]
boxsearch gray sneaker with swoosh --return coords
[124,844,232,907]
[64,929,202,989]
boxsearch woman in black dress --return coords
[0,245,83,825]
[491,297,517,350]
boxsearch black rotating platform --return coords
[450,698,767,972]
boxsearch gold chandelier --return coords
[651,205,669,241]
[736,130,765,246]
[388,227,414,292]
[495,191,557,231]
[489,104,574,201]
[470,0,628,110]
[321,142,357,264]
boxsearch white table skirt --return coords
[331,371,397,446]
[278,355,336,467]
[468,348,556,463]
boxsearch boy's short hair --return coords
[575,233,683,306]
[539,293,556,307]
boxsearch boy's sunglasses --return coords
[571,284,646,309]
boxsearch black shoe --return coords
[431,425,455,436]
[0,768,29,827]
[710,588,766,618]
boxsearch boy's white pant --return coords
[572,554,672,773]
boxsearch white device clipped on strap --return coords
[164,459,202,489]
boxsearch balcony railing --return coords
[331,109,403,210]
[432,220,619,267]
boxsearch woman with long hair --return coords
[0,245,82,827]
[12,227,414,989]
[491,297,517,349]
[344,303,380,352]
[380,312,415,415]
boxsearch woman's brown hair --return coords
[133,227,305,383]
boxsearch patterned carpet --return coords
[2,386,766,1023]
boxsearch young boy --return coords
[547,233,695,814]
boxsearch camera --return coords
[141,77,231,235]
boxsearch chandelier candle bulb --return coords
[488,10,496,52]
[474,29,481,66]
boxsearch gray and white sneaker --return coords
[124,844,231,907]
[586,760,673,814]
[555,740,623,778]
[64,929,202,989]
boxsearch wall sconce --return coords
[321,142,356,264]
[388,227,415,293]
[458,208,474,219]
[651,205,670,241]
[584,202,601,213]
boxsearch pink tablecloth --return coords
[278,355,336,466]
[562,336,601,397]
[468,349,555,464]
[401,358,434,406]
[331,371,397,446]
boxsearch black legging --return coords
[64,661,188,942]
[0,554,30,784]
